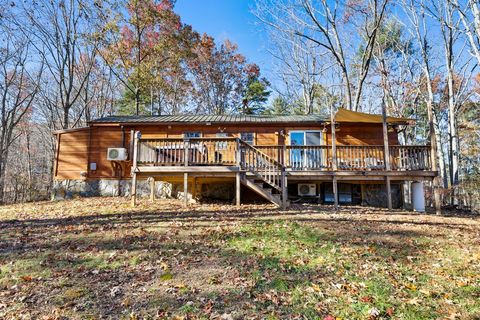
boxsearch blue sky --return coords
[175,0,273,77]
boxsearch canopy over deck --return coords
[334,108,413,125]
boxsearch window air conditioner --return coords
[107,148,128,161]
[298,183,316,196]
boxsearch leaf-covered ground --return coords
[0,198,479,319]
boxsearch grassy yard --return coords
[0,198,479,319]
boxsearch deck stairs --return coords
[238,140,286,207]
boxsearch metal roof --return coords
[90,114,327,124]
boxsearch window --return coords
[216,133,228,150]
[289,131,324,169]
[241,132,254,144]
[184,132,201,138]
[290,131,322,146]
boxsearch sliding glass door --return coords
[289,131,323,170]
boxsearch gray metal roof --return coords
[90,114,326,124]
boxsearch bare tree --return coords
[403,0,443,213]
[267,30,332,114]
[255,0,389,111]
[450,0,480,65]
[18,0,98,129]
[0,31,42,203]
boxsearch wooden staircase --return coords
[238,140,287,208]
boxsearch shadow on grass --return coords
[1,203,477,231]
[1,203,478,318]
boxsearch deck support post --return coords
[183,172,188,208]
[131,131,140,207]
[236,172,241,207]
[281,169,288,210]
[149,177,155,202]
[333,176,339,210]
[131,173,137,207]
[386,176,392,210]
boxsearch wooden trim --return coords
[53,127,90,135]
[89,123,121,127]
[54,133,61,177]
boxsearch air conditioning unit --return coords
[107,148,128,161]
[298,183,316,196]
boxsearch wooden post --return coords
[131,172,137,207]
[149,177,155,202]
[183,172,188,208]
[382,102,393,211]
[386,176,392,210]
[330,106,338,210]
[129,129,134,161]
[333,176,339,210]
[184,138,189,167]
[236,138,242,168]
[236,172,241,207]
[131,131,140,207]
[281,168,288,210]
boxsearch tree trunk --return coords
[447,72,459,198]
[0,155,7,205]
[63,105,70,129]
[135,86,140,115]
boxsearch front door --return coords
[289,131,323,169]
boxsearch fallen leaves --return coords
[0,198,479,319]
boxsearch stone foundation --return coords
[52,179,236,202]
[52,179,174,200]
[200,182,235,201]
[363,183,402,209]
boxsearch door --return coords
[289,131,323,170]
[290,132,305,170]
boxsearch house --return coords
[53,108,436,209]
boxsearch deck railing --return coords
[240,141,283,189]
[336,146,385,170]
[137,138,238,166]
[390,145,431,171]
[136,138,433,171]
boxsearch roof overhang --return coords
[333,108,414,125]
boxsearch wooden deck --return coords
[130,136,436,208]
[134,137,433,173]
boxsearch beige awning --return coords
[334,108,413,125]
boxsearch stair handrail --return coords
[238,139,284,167]
[238,139,284,190]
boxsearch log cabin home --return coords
[53,108,436,210]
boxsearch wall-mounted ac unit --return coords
[298,183,316,196]
[107,148,128,161]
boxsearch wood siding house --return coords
[53,109,436,209]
